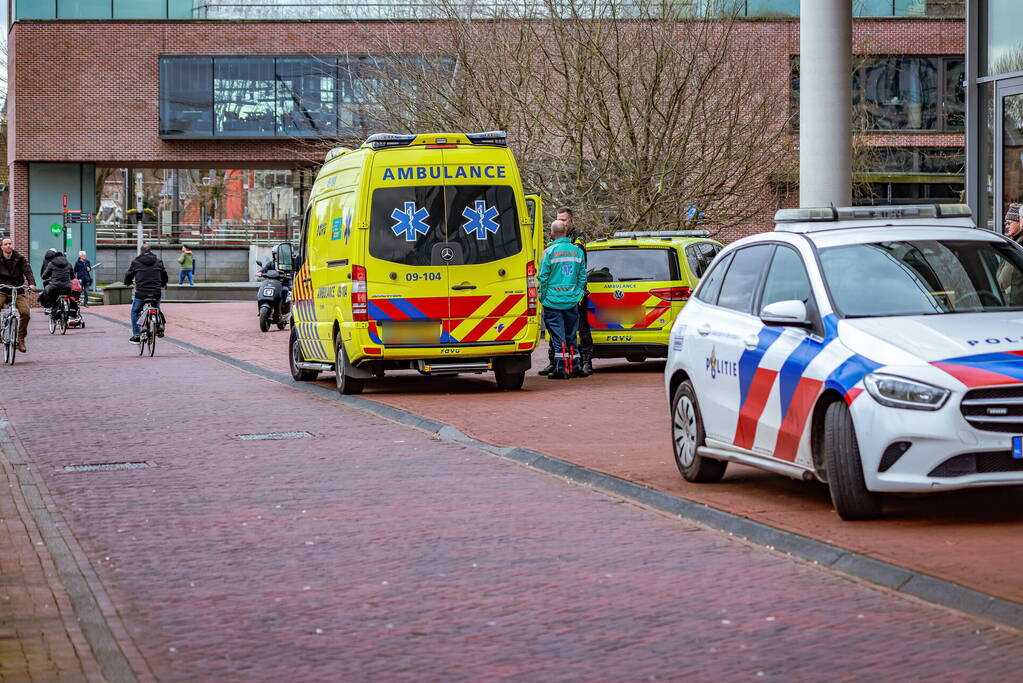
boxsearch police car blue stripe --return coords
[824,353,882,396]
[737,327,783,408]
[935,351,1023,383]
[777,337,828,420]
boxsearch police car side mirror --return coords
[760,300,811,328]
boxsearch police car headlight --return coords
[863,373,949,411]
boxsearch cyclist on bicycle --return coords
[124,244,168,344]
[40,250,78,318]
[0,237,37,353]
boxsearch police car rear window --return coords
[586,248,676,283]
[370,185,521,266]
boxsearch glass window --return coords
[159,57,214,136]
[17,0,56,18]
[369,187,446,266]
[746,0,798,17]
[276,58,337,137]
[57,0,111,18]
[854,57,938,131]
[168,0,193,18]
[944,58,965,130]
[985,0,1023,77]
[853,0,894,17]
[820,239,1023,316]
[214,58,276,137]
[716,245,774,313]
[587,249,674,283]
[446,186,521,265]
[694,252,732,304]
[684,246,701,279]
[760,247,812,310]
[114,0,165,18]
[894,0,928,16]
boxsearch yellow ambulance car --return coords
[585,231,722,362]
[287,131,544,394]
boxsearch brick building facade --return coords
[7,16,965,267]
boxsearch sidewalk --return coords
[107,302,1023,606]
[0,309,1021,677]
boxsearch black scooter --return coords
[255,261,292,332]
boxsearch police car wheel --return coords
[672,381,727,483]
[823,400,883,521]
[334,334,364,395]
[289,328,318,382]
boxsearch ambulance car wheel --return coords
[289,328,318,382]
[494,366,525,390]
[672,380,727,483]
[334,334,364,395]
[823,400,883,521]
[626,354,647,363]
[259,307,271,332]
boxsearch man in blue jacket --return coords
[538,219,587,380]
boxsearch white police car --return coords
[664,204,1023,520]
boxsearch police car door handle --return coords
[743,334,759,350]
[452,284,477,290]
[696,324,711,336]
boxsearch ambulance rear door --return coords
[585,246,677,332]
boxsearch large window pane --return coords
[214,58,276,137]
[16,0,57,19]
[894,0,928,16]
[168,0,193,18]
[985,0,1023,76]
[717,245,774,313]
[276,58,337,136]
[57,0,111,18]
[160,57,214,136]
[746,0,798,17]
[855,57,938,130]
[114,0,165,18]
[854,0,894,17]
[944,58,965,130]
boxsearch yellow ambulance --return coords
[286,131,544,394]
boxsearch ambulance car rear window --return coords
[586,248,676,283]
[445,185,521,265]
[370,186,446,266]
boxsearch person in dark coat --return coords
[74,251,93,306]
[0,236,37,352]
[123,244,168,344]
[40,250,77,315]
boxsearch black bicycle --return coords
[1,284,26,365]
[137,298,161,357]
[48,294,79,335]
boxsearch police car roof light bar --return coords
[612,230,711,239]
[774,203,973,225]
[365,133,418,150]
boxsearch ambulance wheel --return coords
[672,380,727,483]
[334,334,364,395]
[494,367,525,390]
[289,328,318,382]
[823,400,882,521]
[626,354,647,363]
[259,307,271,332]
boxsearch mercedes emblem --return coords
[441,247,454,262]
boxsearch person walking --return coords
[538,219,587,380]
[124,244,169,344]
[74,251,93,306]
[0,237,37,353]
[177,245,195,286]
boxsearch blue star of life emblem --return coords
[391,202,431,241]
[461,200,500,240]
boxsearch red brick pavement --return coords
[0,309,1020,678]
[113,302,1023,607]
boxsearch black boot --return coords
[538,363,555,376]
[580,354,593,377]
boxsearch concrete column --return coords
[799,0,852,207]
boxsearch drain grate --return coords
[235,431,313,441]
[61,462,153,473]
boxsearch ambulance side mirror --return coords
[525,194,543,258]
[275,243,294,272]
[760,300,812,328]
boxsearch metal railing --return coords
[96,223,300,246]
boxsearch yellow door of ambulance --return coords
[438,149,531,346]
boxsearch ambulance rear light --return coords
[426,144,457,149]
[650,287,692,302]
[365,133,417,150]
[613,230,710,239]
[352,264,368,322]
[466,130,508,147]
[526,260,537,316]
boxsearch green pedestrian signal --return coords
[50,222,62,236]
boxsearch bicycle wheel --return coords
[146,313,157,357]
[48,311,56,334]
[3,318,13,365]
[59,307,69,335]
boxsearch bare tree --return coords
[338,0,793,237]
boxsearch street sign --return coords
[50,222,62,236]
[67,212,94,223]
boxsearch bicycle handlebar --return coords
[0,284,27,293]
